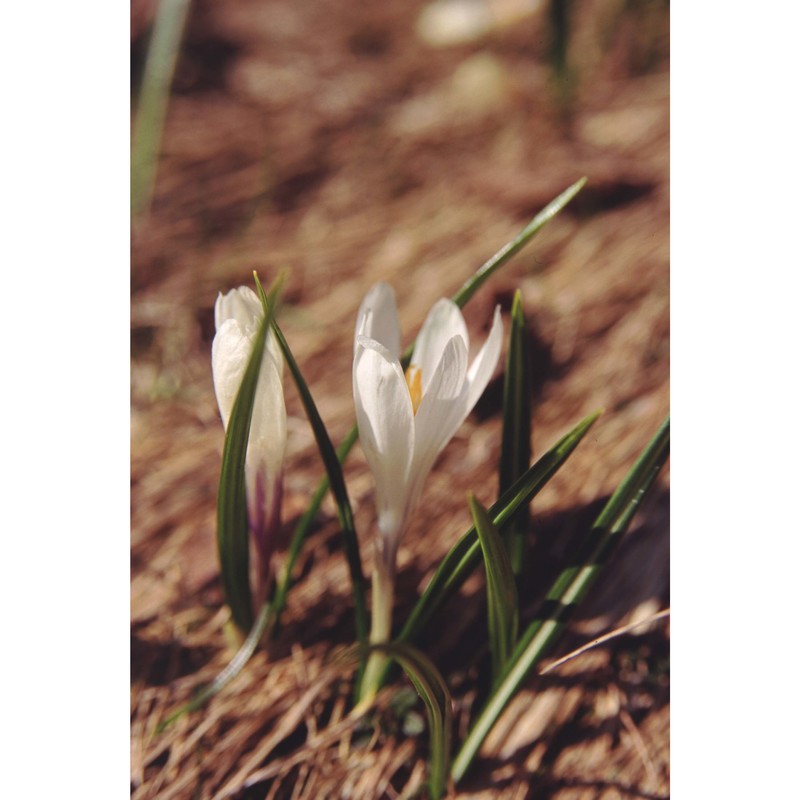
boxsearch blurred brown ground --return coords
[131,0,669,797]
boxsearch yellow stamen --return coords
[405,365,422,415]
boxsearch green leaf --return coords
[468,493,519,681]
[272,321,369,645]
[216,279,281,633]
[397,411,601,648]
[499,290,532,578]
[157,601,272,731]
[451,177,587,309]
[451,416,670,783]
[131,0,191,216]
[269,427,360,633]
[254,274,368,647]
[357,642,453,800]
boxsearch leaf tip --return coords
[510,290,524,321]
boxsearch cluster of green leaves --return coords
[178,178,669,798]
[451,415,670,781]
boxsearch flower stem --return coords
[359,556,395,703]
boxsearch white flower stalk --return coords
[353,282,503,698]
[212,286,288,604]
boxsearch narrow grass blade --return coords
[499,291,532,578]
[451,416,670,782]
[271,320,368,644]
[451,177,586,309]
[266,182,585,635]
[156,601,272,731]
[216,281,280,632]
[269,426,360,632]
[397,411,601,648]
[468,493,519,681]
[355,642,452,800]
[131,0,191,216]
[255,272,368,645]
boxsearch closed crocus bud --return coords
[212,286,287,602]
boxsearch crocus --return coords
[354,282,503,571]
[353,282,503,696]
[212,286,287,604]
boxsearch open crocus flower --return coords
[212,286,287,603]
[354,282,503,572]
[353,282,503,698]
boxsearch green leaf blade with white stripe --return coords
[499,290,532,578]
[451,177,587,309]
[270,320,369,646]
[363,642,453,800]
[468,493,519,681]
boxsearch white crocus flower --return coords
[212,286,287,602]
[354,282,503,573]
[353,282,503,699]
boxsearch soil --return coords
[131,0,670,797]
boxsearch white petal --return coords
[211,317,253,428]
[407,336,470,513]
[466,305,503,411]
[215,286,262,336]
[353,337,415,542]
[213,287,265,426]
[354,282,402,359]
[247,331,288,478]
[411,299,469,394]
[212,292,287,478]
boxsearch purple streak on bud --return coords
[248,465,283,608]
